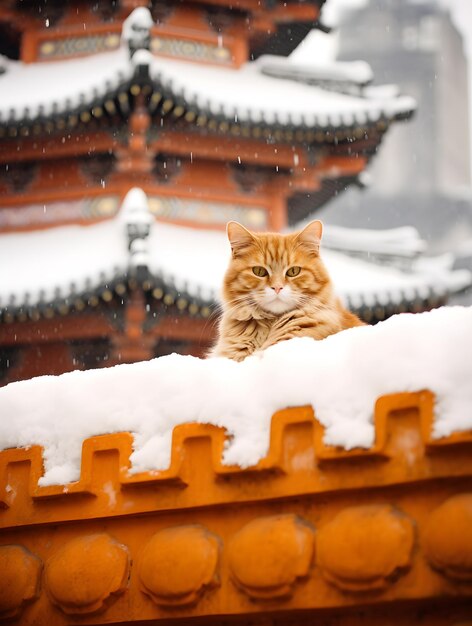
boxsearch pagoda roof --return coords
[0,46,415,135]
[0,189,469,324]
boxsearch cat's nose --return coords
[272,286,283,294]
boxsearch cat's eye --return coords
[286,266,301,277]
[252,266,268,277]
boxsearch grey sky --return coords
[439,1,472,152]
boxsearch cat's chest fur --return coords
[217,310,307,360]
[221,315,272,350]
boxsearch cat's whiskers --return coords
[224,296,255,318]
[199,304,221,339]
[227,293,254,308]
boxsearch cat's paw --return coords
[287,309,307,321]
[261,332,299,350]
[270,311,302,332]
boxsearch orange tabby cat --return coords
[210,220,364,361]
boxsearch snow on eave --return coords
[0,48,133,124]
[259,56,374,87]
[0,188,147,311]
[322,224,427,259]
[0,217,129,310]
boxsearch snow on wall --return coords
[0,306,471,486]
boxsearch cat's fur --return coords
[210,220,364,361]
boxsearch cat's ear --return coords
[227,221,255,257]
[296,220,323,254]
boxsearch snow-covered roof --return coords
[1,306,471,485]
[260,58,374,89]
[145,54,415,128]
[320,224,426,263]
[0,189,469,322]
[0,48,134,123]
[0,45,415,131]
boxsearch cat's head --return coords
[222,220,331,318]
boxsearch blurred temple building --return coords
[319,0,472,254]
[0,0,469,384]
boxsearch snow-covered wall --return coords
[0,307,471,486]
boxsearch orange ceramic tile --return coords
[1,391,472,625]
